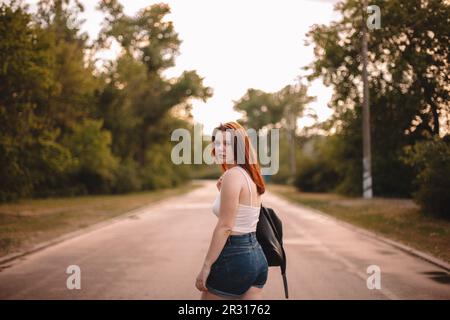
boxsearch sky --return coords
[25,0,341,135]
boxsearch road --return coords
[0,180,449,299]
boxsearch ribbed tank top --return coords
[212,166,260,233]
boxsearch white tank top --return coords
[212,166,260,233]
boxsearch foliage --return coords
[401,136,450,218]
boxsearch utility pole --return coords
[362,0,373,198]
[285,83,298,185]
[289,103,297,180]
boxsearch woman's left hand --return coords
[195,264,211,292]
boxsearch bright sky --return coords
[26,0,341,135]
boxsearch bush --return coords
[62,119,118,194]
[294,156,339,192]
[141,143,181,190]
[293,135,340,193]
[112,158,142,193]
[402,136,450,219]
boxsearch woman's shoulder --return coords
[222,167,245,185]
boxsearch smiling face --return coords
[213,130,235,165]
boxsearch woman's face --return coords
[213,130,235,164]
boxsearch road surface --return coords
[0,180,449,299]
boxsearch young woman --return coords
[195,121,268,300]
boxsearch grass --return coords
[0,181,201,259]
[269,183,450,264]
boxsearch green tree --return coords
[234,82,315,183]
[62,119,118,194]
[233,89,281,131]
[0,2,72,201]
[35,0,101,135]
[304,0,449,197]
[402,136,450,218]
[234,83,315,131]
[96,1,212,190]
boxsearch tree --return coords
[35,0,101,135]
[234,82,315,181]
[62,119,118,194]
[402,136,450,218]
[96,1,212,166]
[304,0,449,197]
[0,2,73,201]
[233,89,281,131]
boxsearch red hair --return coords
[211,121,266,195]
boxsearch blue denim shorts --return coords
[205,232,269,298]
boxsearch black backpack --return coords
[256,204,289,299]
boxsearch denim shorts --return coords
[205,232,269,298]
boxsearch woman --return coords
[195,121,269,300]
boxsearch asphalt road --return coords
[0,180,449,299]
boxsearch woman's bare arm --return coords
[202,169,241,268]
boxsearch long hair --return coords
[211,121,266,195]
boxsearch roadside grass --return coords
[0,181,202,258]
[269,183,450,264]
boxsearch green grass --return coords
[0,181,201,258]
[269,183,450,264]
